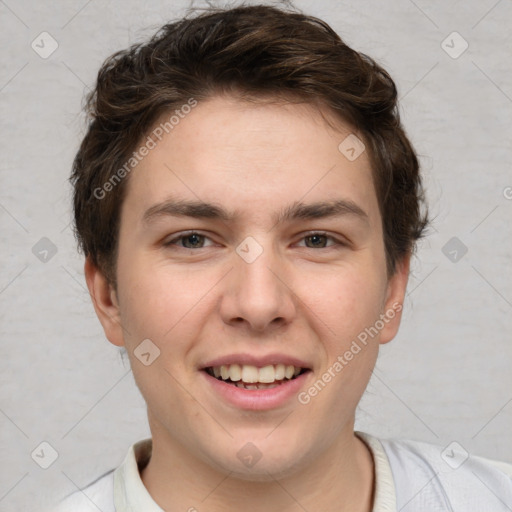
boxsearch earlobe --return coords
[84,257,125,347]
[379,254,411,345]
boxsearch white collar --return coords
[356,431,397,511]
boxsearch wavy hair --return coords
[71,3,428,286]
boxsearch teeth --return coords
[275,364,285,380]
[241,365,259,383]
[235,381,281,390]
[228,363,242,381]
[258,365,276,383]
[208,363,304,384]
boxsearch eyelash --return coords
[163,231,346,250]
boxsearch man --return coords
[54,4,512,511]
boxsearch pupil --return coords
[308,234,326,248]
[184,234,202,248]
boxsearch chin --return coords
[204,442,310,482]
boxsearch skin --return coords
[85,95,410,512]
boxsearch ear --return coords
[379,253,411,345]
[84,257,125,347]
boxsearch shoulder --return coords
[47,438,153,512]
[380,435,512,511]
[49,469,115,512]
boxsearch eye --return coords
[164,231,214,249]
[163,231,345,251]
[297,232,344,249]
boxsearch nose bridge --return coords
[221,234,295,331]
[238,245,281,297]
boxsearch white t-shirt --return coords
[50,431,512,511]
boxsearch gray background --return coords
[1,0,511,510]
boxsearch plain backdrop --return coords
[1,0,511,510]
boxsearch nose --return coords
[219,241,296,333]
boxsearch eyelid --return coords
[164,230,216,247]
[295,231,347,248]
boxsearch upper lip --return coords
[200,353,312,370]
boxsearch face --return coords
[86,96,409,480]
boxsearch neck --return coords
[140,417,375,512]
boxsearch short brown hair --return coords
[71,3,428,286]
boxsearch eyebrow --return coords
[142,198,368,226]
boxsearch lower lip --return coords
[200,370,311,411]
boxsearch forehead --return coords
[121,96,379,227]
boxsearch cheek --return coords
[115,257,201,345]
[297,264,387,340]
[298,317,379,434]
[293,266,385,408]
[117,263,209,422]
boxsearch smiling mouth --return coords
[204,363,310,390]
